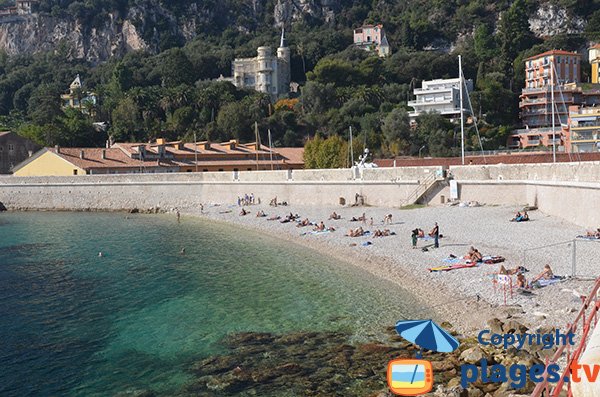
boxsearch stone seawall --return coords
[1,162,599,228]
[0,166,441,211]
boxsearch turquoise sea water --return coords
[0,212,429,396]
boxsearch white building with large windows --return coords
[407,78,473,123]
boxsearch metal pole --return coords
[459,55,465,165]
[551,61,556,163]
[194,131,198,173]
[349,126,354,167]
[268,128,274,171]
[572,239,577,277]
[254,121,259,171]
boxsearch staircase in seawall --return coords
[402,171,444,206]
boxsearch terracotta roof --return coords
[272,147,304,165]
[42,143,304,170]
[114,141,303,163]
[525,50,581,61]
[49,147,177,170]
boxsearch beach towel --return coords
[442,257,462,264]
[576,235,600,240]
[301,230,332,236]
[533,276,566,288]
[481,256,505,264]
[361,241,372,246]
[428,263,478,272]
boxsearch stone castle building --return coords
[0,0,36,16]
[227,30,291,100]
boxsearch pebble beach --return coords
[190,202,600,336]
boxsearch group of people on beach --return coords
[498,264,554,290]
[411,223,440,249]
[510,211,529,222]
[238,194,258,206]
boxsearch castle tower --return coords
[276,28,291,97]
[256,46,273,94]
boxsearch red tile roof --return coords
[49,147,178,170]
[525,50,581,61]
[45,142,304,170]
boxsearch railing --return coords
[402,172,439,206]
[531,277,600,397]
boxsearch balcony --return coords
[527,139,541,145]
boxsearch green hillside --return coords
[1,0,599,160]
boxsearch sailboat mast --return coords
[268,128,274,171]
[349,126,354,167]
[255,122,259,171]
[551,61,556,163]
[459,55,465,165]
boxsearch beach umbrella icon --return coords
[395,319,459,353]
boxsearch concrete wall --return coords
[425,162,600,228]
[0,167,439,211]
[1,163,599,228]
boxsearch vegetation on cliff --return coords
[0,0,598,159]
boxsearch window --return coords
[218,168,224,171]
[73,169,78,175]
[247,168,252,171]
[234,168,239,171]
[8,144,14,151]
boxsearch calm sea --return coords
[0,212,428,396]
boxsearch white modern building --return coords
[408,78,473,123]
[228,30,291,100]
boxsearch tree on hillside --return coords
[381,107,410,156]
[497,0,537,74]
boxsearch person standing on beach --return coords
[430,222,439,248]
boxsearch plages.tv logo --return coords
[387,320,459,396]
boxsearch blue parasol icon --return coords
[395,319,459,353]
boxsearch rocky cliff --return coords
[0,0,590,64]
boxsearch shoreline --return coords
[183,202,598,337]
[186,210,494,335]
[4,204,597,337]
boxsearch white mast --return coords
[268,128,274,171]
[551,60,556,163]
[459,55,465,165]
[349,126,354,167]
[194,130,198,172]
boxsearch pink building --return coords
[353,24,391,57]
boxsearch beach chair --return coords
[493,274,513,305]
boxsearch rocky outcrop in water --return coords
[176,318,549,397]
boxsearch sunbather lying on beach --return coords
[256,210,266,217]
[328,212,341,220]
[239,208,249,216]
[373,229,396,237]
[346,227,365,237]
[511,211,529,222]
[585,228,600,238]
[498,265,529,275]
[350,213,367,222]
[296,218,311,227]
